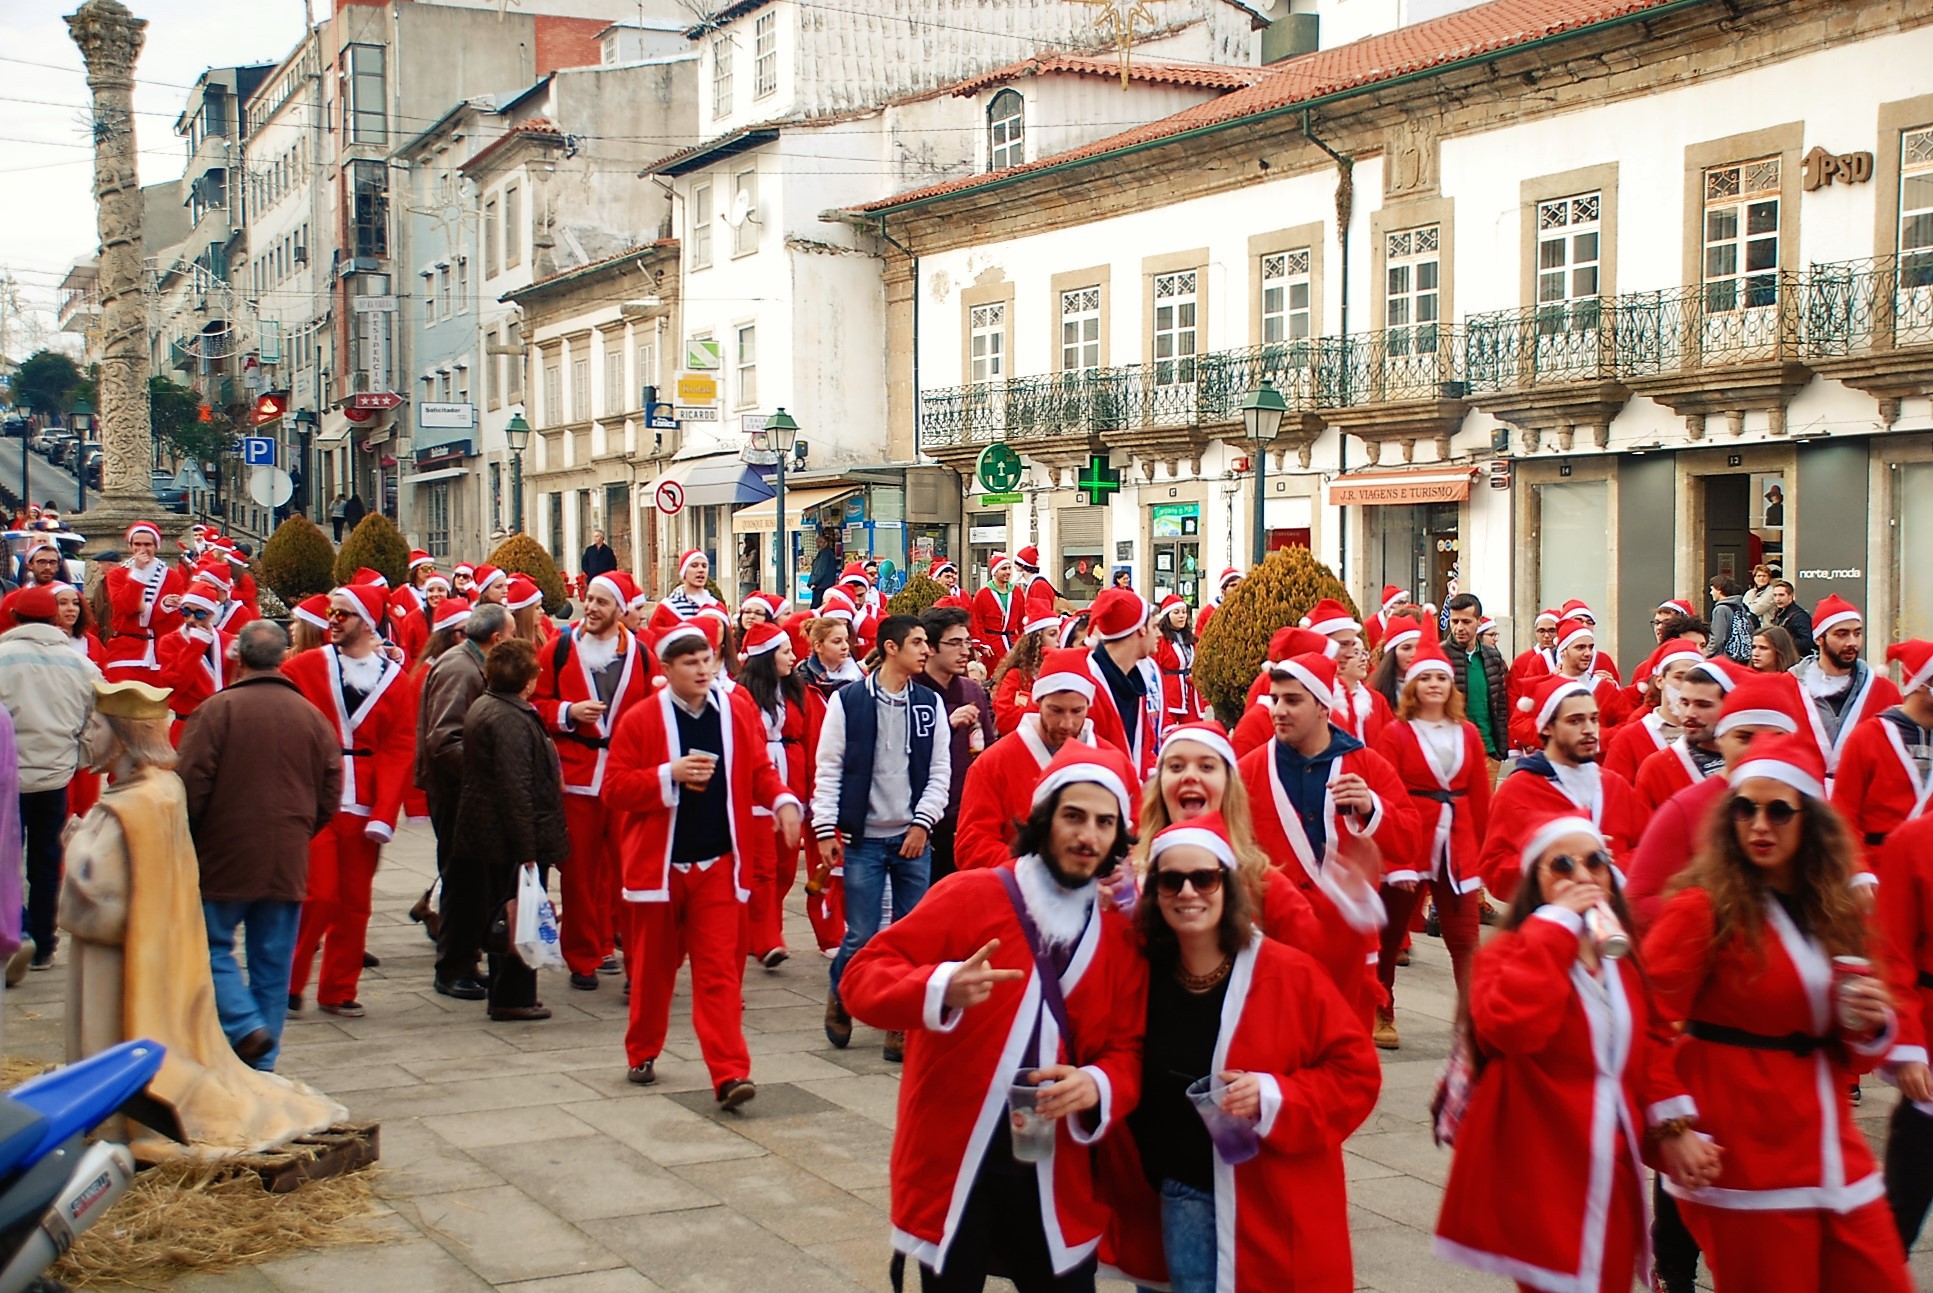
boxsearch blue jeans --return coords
[1142,1178,1216,1293]
[828,833,929,998]
[204,899,302,1070]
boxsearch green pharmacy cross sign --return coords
[1078,453,1121,503]
[976,442,1023,493]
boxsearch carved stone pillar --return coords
[68,0,158,552]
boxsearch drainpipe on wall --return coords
[1302,109,1353,584]
[875,215,919,460]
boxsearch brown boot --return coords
[824,988,852,1049]
[1372,1009,1400,1050]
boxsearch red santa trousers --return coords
[744,821,795,959]
[560,795,620,977]
[289,815,380,1004]
[623,858,751,1089]
[1679,1197,1911,1293]
[806,873,845,953]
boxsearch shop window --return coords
[1058,507,1107,605]
[1903,463,1933,639]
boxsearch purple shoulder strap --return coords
[995,865,1076,1057]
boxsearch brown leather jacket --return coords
[414,640,486,793]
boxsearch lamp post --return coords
[504,410,531,535]
[1241,380,1287,568]
[70,395,95,514]
[763,407,799,601]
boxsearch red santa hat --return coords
[1378,584,1410,613]
[1266,626,1335,667]
[988,551,1014,579]
[453,563,476,581]
[1657,598,1695,619]
[931,593,971,612]
[1217,567,1244,591]
[1299,598,1360,638]
[1554,616,1594,655]
[1887,640,1933,697]
[408,549,435,571]
[192,558,231,592]
[1517,811,1606,875]
[1157,721,1238,772]
[1032,647,1097,702]
[1014,545,1041,573]
[350,566,390,589]
[928,558,958,581]
[1382,618,1425,653]
[837,561,870,588]
[506,575,544,612]
[739,589,783,619]
[1404,641,1455,684]
[1089,588,1149,643]
[22,538,60,564]
[123,521,162,546]
[816,587,858,625]
[293,594,332,630]
[1558,598,1595,622]
[423,573,451,593]
[1716,674,1803,738]
[1518,675,1596,734]
[589,570,638,610]
[741,621,789,658]
[1156,593,1188,620]
[1730,731,1827,800]
[1534,608,1560,628]
[2,584,58,623]
[1478,617,1497,637]
[694,606,731,649]
[677,548,708,579]
[1147,811,1239,872]
[1685,657,1748,694]
[1021,580,1059,636]
[1268,651,1338,709]
[331,582,388,631]
[1811,594,1861,636]
[1058,615,1088,649]
[654,622,711,659]
[780,610,814,661]
[471,564,507,595]
[434,597,474,631]
[1649,640,1705,677]
[179,578,224,616]
[1030,740,1138,827]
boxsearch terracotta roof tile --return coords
[948,53,1262,97]
[860,0,1688,212]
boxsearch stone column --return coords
[68,0,158,554]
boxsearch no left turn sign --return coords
[654,480,686,515]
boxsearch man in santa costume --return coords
[1831,640,1933,861]
[1556,598,1622,684]
[1507,615,1625,751]
[603,623,801,1106]
[1792,594,1901,792]
[1193,565,1244,637]
[1231,626,1335,759]
[1632,660,1732,812]
[969,551,1022,664]
[652,548,718,623]
[928,558,960,595]
[1239,650,1417,1021]
[1505,608,1561,730]
[989,580,1062,735]
[154,576,237,743]
[840,741,1148,1292]
[954,647,1097,871]
[533,571,654,990]
[1083,586,1160,779]
[1014,543,1062,608]
[1479,674,1648,902]
[1362,583,1410,653]
[102,521,186,682]
[1605,639,1708,783]
[1876,812,1933,1252]
[283,582,420,1017]
[1655,598,1697,642]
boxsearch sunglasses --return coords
[1729,796,1800,827]
[1546,851,1612,876]
[180,607,211,620]
[325,608,359,624]
[1153,868,1224,897]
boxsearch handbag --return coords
[1429,1010,1487,1147]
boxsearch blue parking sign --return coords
[241,436,276,466]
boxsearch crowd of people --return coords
[1,520,1930,1293]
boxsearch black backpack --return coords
[1720,601,1755,663]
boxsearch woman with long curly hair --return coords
[989,623,1054,736]
[1642,732,1913,1292]
[1152,594,1201,724]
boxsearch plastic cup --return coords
[1186,1075,1260,1165]
[1006,1070,1057,1164]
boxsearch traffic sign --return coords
[976,443,1023,493]
[171,461,210,492]
[685,339,721,371]
[676,373,718,404]
[248,466,294,508]
[241,436,276,466]
[350,391,403,411]
[654,479,686,516]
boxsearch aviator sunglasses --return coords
[1154,868,1225,897]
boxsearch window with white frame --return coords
[543,358,562,428]
[988,90,1024,171]
[507,321,524,400]
[503,183,522,268]
[455,364,469,404]
[437,265,452,318]
[637,340,657,402]
[1152,270,1198,387]
[487,331,502,407]
[1703,158,1780,313]
[1060,288,1100,373]
[690,182,713,269]
[1536,193,1601,331]
[1901,126,1933,288]
[421,270,436,322]
[345,44,386,145]
[605,343,624,415]
[754,14,777,98]
[732,168,758,257]
[483,198,499,275]
[969,303,1005,383]
[440,370,454,402]
[455,257,468,311]
[713,37,734,120]
[1384,225,1441,354]
[1260,249,1311,344]
[736,324,757,407]
[571,356,590,422]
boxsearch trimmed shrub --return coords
[260,516,338,607]
[332,512,412,590]
[488,532,571,617]
[887,573,947,619]
[1193,546,1358,726]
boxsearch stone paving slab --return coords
[6,818,1933,1293]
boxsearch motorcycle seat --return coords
[4,1041,166,1168]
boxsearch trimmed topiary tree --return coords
[260,516,338,607]
[332,512,412,589]
[488,532,571,617]
[1193,545,1358,726]
[887,572,947,619]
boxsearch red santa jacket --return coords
[1331,683,1392,748]
[1436,910,1690,1291]
[953,716,1091,871]
[155,625,236,741]
[603,684,798,904]
[103,560,185,676]
[1153,635,1200,722]
[1374,718,1492,894]
[1505,648,1553,730]
[533,625,654,795]
[1102,937,1380,1293]
[1231,694,1274,760]
[1476,756,1649,903]
[970,584,1021,663]
[214,597,256,635]
[990,666,1033,737]
[750,685,825,822]
[1795,661,1902,783]
[1086,648,1160,780]
[1645,886,1893,1213]
[1632,739,1717,814]
[1831,710,1933,857]
[1624,777,1727,934]
[839,859,1147,1279]
[281,645,419,836]
[1603,709,1671,786]
[1507,673,1625,752]
[1877,815,1933,1073]
[1239,732,1418,1019]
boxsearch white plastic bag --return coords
[512,863,564,970]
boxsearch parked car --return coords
[1,415,27,438]
[42,433,76,463]
[150,471,189,515]
[28,430,58,454]
[48,438,80,468]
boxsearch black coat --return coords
[451,693,570,889]
[581,542,618,578]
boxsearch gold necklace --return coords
[1176,956,1232,993]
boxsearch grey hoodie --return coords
[0,623,100,791]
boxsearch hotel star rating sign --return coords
[1078,453,1121,504]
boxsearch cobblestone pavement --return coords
[5,821,1930,1291]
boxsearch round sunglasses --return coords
[1546,851,1612,876]
[1153,868,1225,897]
[1729,796,1799,827]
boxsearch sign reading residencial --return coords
[976,442,1023,493]
[419,402,476,430]
[676,373,718,404]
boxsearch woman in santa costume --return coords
[970,551,1025,667]
[1192,567,1243,637]
[1603,640,1706,784]
[736,620,824,970]
[1366,611,1427,710]
[1152,594,1202,724]
[1435,812,1714,1293]
[1643,734,1914,1292]
[1362,584,1410,654]
[1372,639,1491,1046]
[1103,812,1380,1293]
[388,554,437,662]
[154,577,238,744]
[1829,639,1933,864]
[989,584,1060,735]
[102,521,186,682]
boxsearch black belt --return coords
[557,730,612,750]
[1687,1020,1828,1056]
[1408,788,1467,804]
[341,747,372,758]
[1865,832,1887,847]
[1161,668,1189,677]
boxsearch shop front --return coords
[1148,501,1203,607]
[648,452,772,598]
[729,466,960,605]
[1330,468,1474,612]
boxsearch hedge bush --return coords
[260,516,338,607]
[488,533,571,617]
[1193,546,1358,726]
[887,573,947,619]
[332,512,411,590]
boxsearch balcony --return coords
[1795,254,1933,427]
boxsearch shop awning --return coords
[407,467,470,486]
[1325,467,1475,507]
[651,454,773,509]
[731,485,854,535]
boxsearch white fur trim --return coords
[1158,725,1236,770]
[1715,709,1797,737]
[1731,757,1823,800]
[1403,656,1454,684]
[588,574,627,607]
[1520,818,1604,874]
[1304,613,1360,637]
[1814,607,1861,635]
[1536,681,1596,734]
[1032,670,1095,702]
[1032,763,1134,824]
[923,962,965,1033]
[1557,624,1594,655]
[1147,826,1237,870]
[655,624,709,658]
[1270,660,1335,710]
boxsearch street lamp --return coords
[1241,380,1287,567]
[504,410,531,535]
[69,395,94,514]
[763,407,799,601]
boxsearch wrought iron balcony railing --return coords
[1795,254,1933,358]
